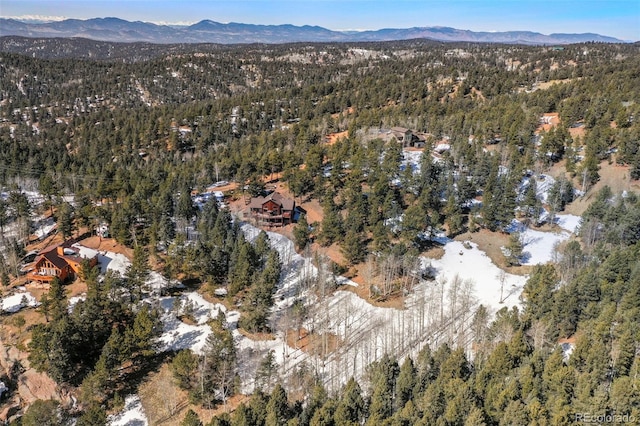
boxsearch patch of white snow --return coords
[1,292,39,313]
[107,394,148,426]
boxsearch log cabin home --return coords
[27,242,98,284]
[249,192,296,227]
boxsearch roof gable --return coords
[250,192,295,211]
[37,251,68,270]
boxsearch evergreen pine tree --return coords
[124,305,159,359]
[181,409,203,426]
[522,178,540,221]
[341,228,367,265]
[368,355,399,421]
[396,357,417,410]
[0,198,7,233]
[56,202,75,240]
[255,350,279,391]
[20,399,63,426]
[464,406,487,426]
[228,238,256,296]
[265,384,290,426]
[334,378,365,425]
[125,245,150,302]
[319,195,343,247]
[310,400,337,426]
[177,185,196,222]
[0,254,11,287]
[171,349,198,390]
[505,232,524,266]
[614,326,636,377]
[76,403,108,426]
[444,195,463,236]
[202,316,237,408]
[293,214,310,250]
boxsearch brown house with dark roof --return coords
[391,127,413,147]
[27,242,98,284]
[391,127,429,148]
[249,192,296,227]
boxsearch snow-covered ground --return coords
[73,243,177,294]
[68,294,86,312]
[423,240,527,312]
[1,289,39,313]
[159,220,570,391]
[560,342,575,362]
[400,150,423,174]
[33,216,56,240]
[157,292,228,354]
[555,214,581,233]
[107,394,148,426]
[533,174,555,204]
[72,244,131,275]
[226,223,527,391]
[505,214,581,266]
[519,229,568,265]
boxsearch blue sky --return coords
[1,0,639,41]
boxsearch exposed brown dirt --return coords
[454,229,533,276]
[79,235,134,259]
[236,328,276,342]
[285,327,340,358]
[563,159,640,216]
[342,275,406,309]
[557,335,577,345]
[536,78,578,90]
[139,362,249,425]
[535,112,560,134]
[330,107,355,119]
[0,328,70,423]
[324,130,349,145]
[569,125,586,138]
[470,87,485,101]
[423,245,445,260]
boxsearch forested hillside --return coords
[0,39,639,424]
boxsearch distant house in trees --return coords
[27,242,98,284]
[391,127,428,148]
[414,133,427,148]
[391,127,413,147]
[249,192,297,227]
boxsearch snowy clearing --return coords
[1,290,39,313]
[157,291,229,355]
[519,228,568,265]
[72,244,131,275]
[68,294,86,312]
[230,223,520,391]
[506,215,581,265]
[107,394,148,426]
[33,216,56,240]
[73,244,177,293]
[555,214,581,233]
[423,240,527,311]
[400,150,423,174]
[151,218,574,393]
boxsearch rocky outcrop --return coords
[0,339,67,422]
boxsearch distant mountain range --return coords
[0,17,625,45]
